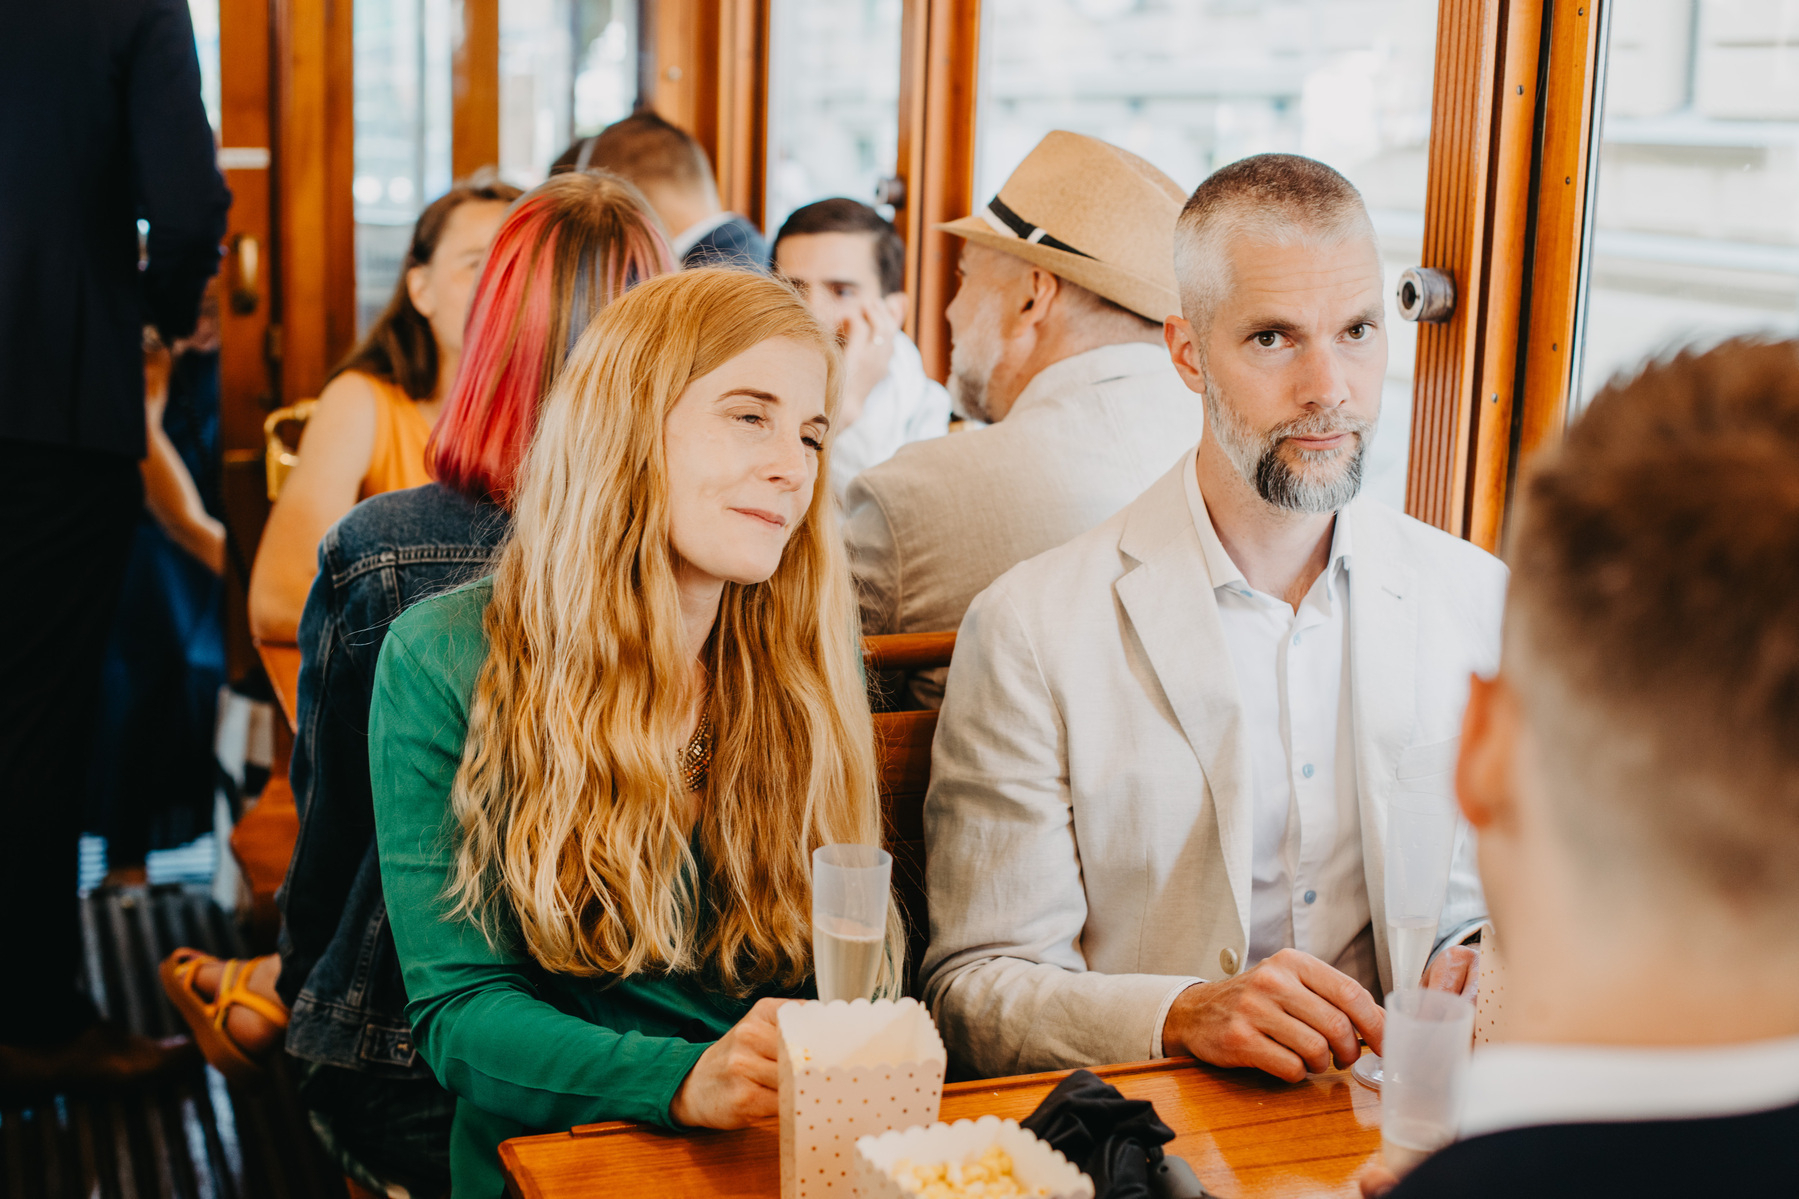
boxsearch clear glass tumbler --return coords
[1380,987,1475,1175]
[811,844,891,1002]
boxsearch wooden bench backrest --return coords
[876,708,936,999]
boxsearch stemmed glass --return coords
[811,844,891,1002]
[1353,790,1459,1090]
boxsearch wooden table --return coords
[500,1056,1382,1199]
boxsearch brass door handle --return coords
[230,233,260,315]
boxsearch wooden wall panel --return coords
[895,0,981,384]
[275,0,355,405]
[715,0,770,229]
[217,0,274,454]
[1408,0,1606,552]
[643,0,767,230]
[453,0,500,177]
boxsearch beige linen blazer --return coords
[844,342,1202,706]
[920,458,1507,1078]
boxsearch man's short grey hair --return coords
[1174,154,1378,334]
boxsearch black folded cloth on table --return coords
[1021,1068,1217,1199]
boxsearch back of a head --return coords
[427,170,673,505]
[1507,338,1799,915]
[773,198,904,296]
[1174,153,1375,332]
[576,111,716,202]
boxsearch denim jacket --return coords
[277,483,508,1076]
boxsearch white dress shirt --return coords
[828,332,951,505]
[1183,468,1375,987]
[1460,1036,1799,1139]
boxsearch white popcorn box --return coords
[854,1115,1095,1199]
[777,997,947,1199]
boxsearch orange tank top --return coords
[358,375,436,499]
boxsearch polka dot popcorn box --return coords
[854,1115,1094,1199]
[777,997,947,1199]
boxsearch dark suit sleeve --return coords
[127,0,231,341]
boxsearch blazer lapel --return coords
[1113,464,1255,943]
[1345,499,1419,994]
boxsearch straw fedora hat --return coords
[938,131,1186,323]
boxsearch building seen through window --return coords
[1578,1,1799,406]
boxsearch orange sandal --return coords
[158,948,290,1085]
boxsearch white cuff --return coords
[1148,977,1207,1059]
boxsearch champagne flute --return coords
[811,844,891,1002]
[1353,790,1459,1090]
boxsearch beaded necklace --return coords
[681,710,714,792]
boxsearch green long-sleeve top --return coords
[369,578,809,1197]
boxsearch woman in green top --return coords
[368,267,898,1196]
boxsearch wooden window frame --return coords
[1409,0,1608,551]
[895,0,981,384]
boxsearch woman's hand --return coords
[669,997,792,1129]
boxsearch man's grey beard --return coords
[950,366,993,423]
[1203,379,1374,514]
[948,293,1005,423]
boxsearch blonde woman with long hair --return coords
[369,268,895,1196]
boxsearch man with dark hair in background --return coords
[555,111,767,270]
[0,0,230,1090]
[773,198,950,504]
[1369,338,1799,1198]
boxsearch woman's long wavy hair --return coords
[445,268,893,996]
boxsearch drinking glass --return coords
[811,844,891,1002]
[1380,987,1475,1175]
[1354,790,1460,1090]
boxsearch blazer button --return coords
[1219,947,1241,976]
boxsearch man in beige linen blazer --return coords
[922,155,1504,1081]
[845,133,1204,706]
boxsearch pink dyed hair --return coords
[428,171,674,505]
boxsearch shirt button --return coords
[1219,947,1241,975]
[1292,633,1302,646]
[1304,890,1317,904]
[1301,763,1315,779]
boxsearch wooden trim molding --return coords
[275,0,355,405]
[895,0,981,384]
[452,0,501,178]
[714,0,770,230]
[1507,1,1605,504]
[1407,0,1607,552]
[218,0,274,453]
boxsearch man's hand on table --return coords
[670,998,792,1129]
[1162,949,1385,1083]
[1421,943,1479,997]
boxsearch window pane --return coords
[354,0,453,335]
[573,0,639,138]
[500,0,573,188]
[765,0,905,235]
[188,0,220,133]
[1578,1,1799,407]
[974,0,1438,512]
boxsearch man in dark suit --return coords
[1371,338,1799,1198]
[0,0,229,1089]
[553,111,767,270]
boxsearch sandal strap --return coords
[217,956,291,1030]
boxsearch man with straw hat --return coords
[844,131,1203,708]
